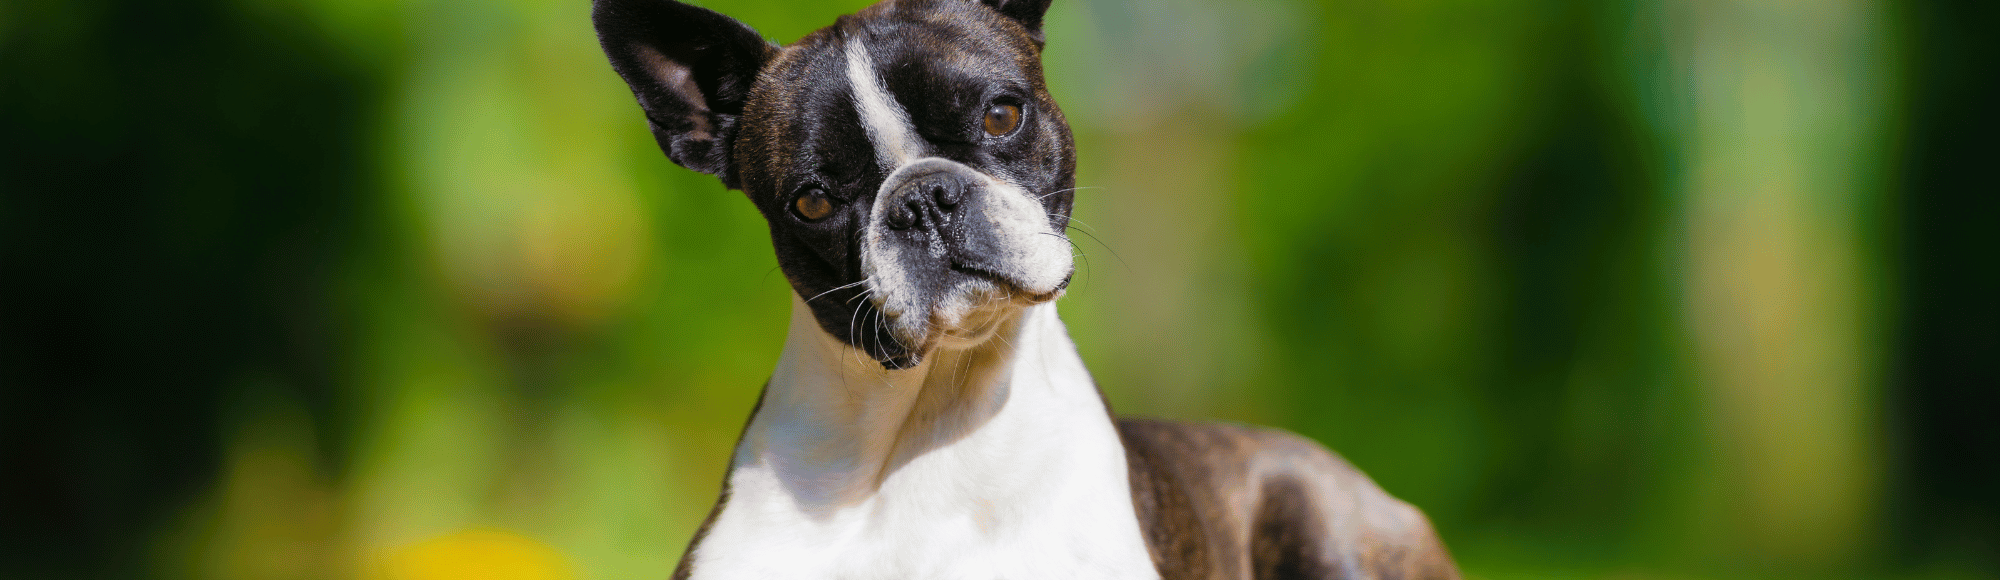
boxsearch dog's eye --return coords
[793,188,835,222]
[983,103,1021,136]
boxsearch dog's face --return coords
[595,0,1075,369]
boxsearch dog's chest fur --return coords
[684,301,1158,580]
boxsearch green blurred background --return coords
[2,0,1994,577]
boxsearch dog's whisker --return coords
[880,307,904,352]
[1061,223,1131,272]
[1040,188,1104,204]
[954,343,973,387]
[1060,215,1103,233]
[847,287,876,304]
[847,297,871,366]
[871,306,895,365]
[806,280,869,304]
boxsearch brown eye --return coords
[794,189,834,221]
[983,103,1021,136]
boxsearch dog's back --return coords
[1120,419,1460,580]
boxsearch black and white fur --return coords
[592,0,1461,577]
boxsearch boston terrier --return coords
[590,0,1462,577]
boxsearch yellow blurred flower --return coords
[379,529,577,580]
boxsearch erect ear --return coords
[593,0,774,189]
[977,0,1054,45]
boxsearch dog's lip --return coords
[947,261,1069,303]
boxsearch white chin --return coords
[883,281,1031,353]
[932,298,1019,349]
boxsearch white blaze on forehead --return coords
[844,41,924,169]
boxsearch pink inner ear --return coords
[638,45,714,139]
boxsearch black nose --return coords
[884,172,972,232]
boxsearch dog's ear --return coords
[593,0,773,188]
[977,0,1054,45]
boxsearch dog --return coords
[591,0,1462,577]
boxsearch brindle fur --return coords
[1120,419,1460,580]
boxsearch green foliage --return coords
[3,0,1993,578]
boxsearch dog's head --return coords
[594,0,1075,369]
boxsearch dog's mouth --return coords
[863,262,1071,369]
[948,260,1072,304]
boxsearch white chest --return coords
[687,435,1160,580]
[685,302,1158,579]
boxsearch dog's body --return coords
[592,0,1460,577]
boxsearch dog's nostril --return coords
[887,202,917,230]
[931,182,960,210]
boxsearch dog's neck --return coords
[689,295,1156,576]
[740,294,1113,514]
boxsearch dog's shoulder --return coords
[1116,418,1461,580]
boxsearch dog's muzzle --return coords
[859,158,1074,366]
